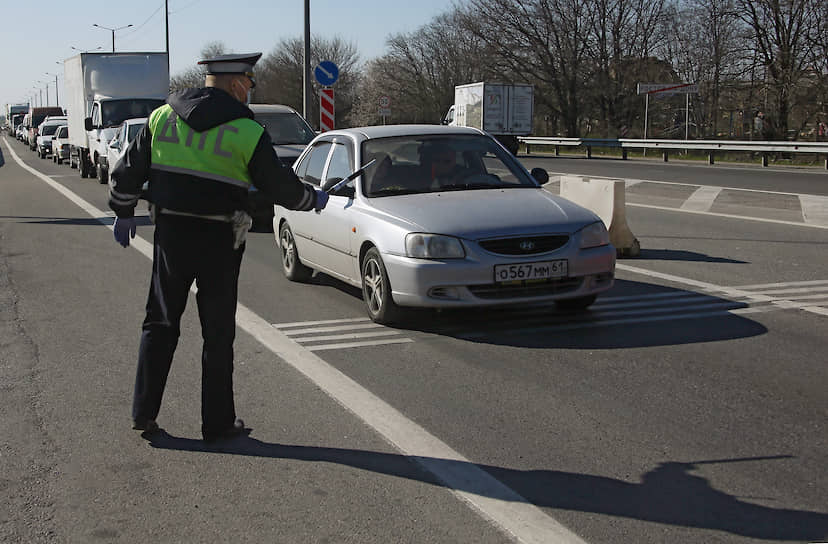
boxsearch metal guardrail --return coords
[518,137,828,169]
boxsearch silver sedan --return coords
[275,125,615,324]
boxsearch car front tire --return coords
[279,222,313,282]
[361,247,405,325]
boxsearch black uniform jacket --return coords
[108,87,318,218]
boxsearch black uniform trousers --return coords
[132,213,244,435]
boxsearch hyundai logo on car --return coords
[519,240,536,251]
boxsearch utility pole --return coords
[48,69,59,107]
[303,0,311,121]
[165,0,170,76]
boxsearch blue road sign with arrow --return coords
[314,61,339,86]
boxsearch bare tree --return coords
[169,42,230,92]
[660,0,746,138]
[735,0,820,139]
[255,36,360,130]
[459,0,596,136]
[586,0,671,137]
[351,9,493,126]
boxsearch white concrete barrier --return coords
[558,175,640,257]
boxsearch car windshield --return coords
[361,134,538,197]
[101,99,164,128]
[127,122,145,143]
[255,112,315,145]
[40,124,60,136]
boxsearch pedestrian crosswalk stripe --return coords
[292,330,403,343]
[280,322,386,336]
[271,319,414,351]
[272,317,370,328]
[306,338,415,351]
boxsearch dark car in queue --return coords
[247,104,316,229]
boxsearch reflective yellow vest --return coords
[148,104,263,189]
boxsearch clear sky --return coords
[1,0,455,110]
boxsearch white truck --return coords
[64,52,169,183]
[4,103,29,133]
[443,82,534,155]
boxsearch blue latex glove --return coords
[113,217,137,248]
[314,189,329,212]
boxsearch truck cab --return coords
[83,98,165,183]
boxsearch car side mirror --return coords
[530,167,549,185]
[321,177,344,192]
[84,117,93,131]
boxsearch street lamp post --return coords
[46,71,59,107]
[37,81,48,107]
[92,23,133,52]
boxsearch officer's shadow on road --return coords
[0,145,6,168]
[0,215,154,226]
[147,433,828,542]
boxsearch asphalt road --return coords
[1,134,826,543]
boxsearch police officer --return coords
[109,53,328,442]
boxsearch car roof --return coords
[321,124,485,140]
[249,104,300,114]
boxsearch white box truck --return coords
[64,52,169,183]
[5,104,29,134]
[443,82,534,155]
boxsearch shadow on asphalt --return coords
[147,433,828,541]
[0,144,5,168]
[306,276,769,349]
[0,215,154,226]
[635,248,748,263]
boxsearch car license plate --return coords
[494,260,568,282]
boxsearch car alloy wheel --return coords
[279,222,312,281]
[361,247,404,324]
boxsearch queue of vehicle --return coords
[9,64,615,325]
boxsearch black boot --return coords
[203,418,248,443]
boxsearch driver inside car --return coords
[420,144,470,189]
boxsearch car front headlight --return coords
[579,221,610,249]
[405,233,465,259]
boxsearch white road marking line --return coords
[617,263,828,318]
[306,338,416,351]
[771,293,828,302]
[627,202,828,230]
[800,194,828,225]
[282,322,386,336]
[6,137,586,544]
[555,171,822,198]
[680,185,723,212]
[741,286,828,296]
[292,330,403,343]
[733,279,828,289]
[803,306,828,316]
[273,317,371,328]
